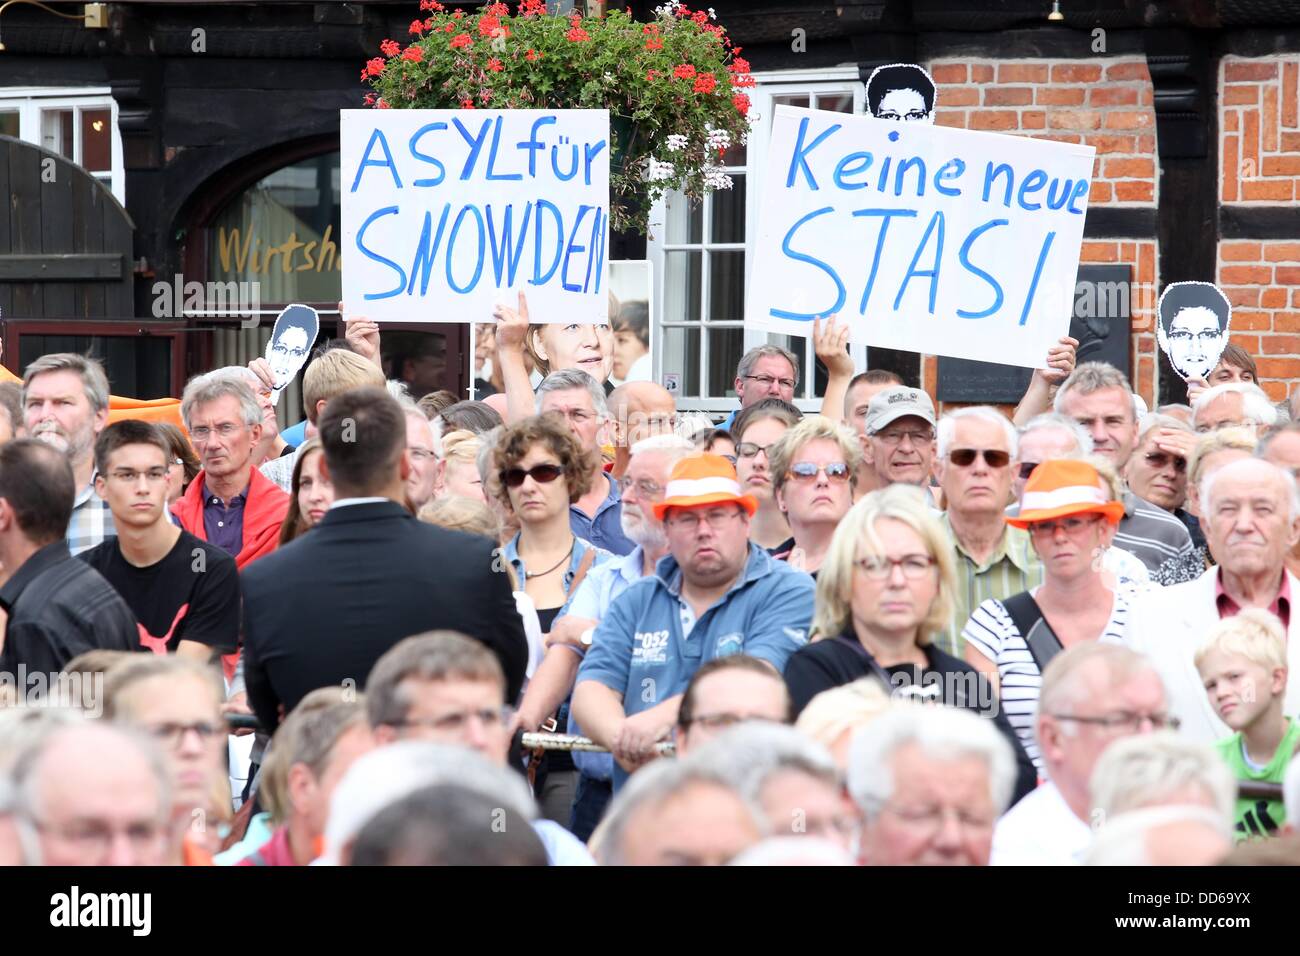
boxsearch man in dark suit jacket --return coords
[241,387,527,733]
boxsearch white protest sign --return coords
[341,108,610,323]
[748,105,1095,369]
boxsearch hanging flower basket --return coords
[361,0,755,235]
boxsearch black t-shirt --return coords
[80,530,240,654]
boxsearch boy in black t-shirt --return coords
[80,420,239,659]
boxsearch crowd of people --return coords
[1,304,1299,868]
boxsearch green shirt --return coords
[938,514,1044,658]
[1215,717,1300,841]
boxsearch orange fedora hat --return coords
[652,453,759,521]
[1005,459,1125,528]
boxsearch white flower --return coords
[645,158,676,183]
[708,7,717,19]
[653,0,683,16]
[705,127,731,151]
[703,166,733,190]
[665,133,689,152]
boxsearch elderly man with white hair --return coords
[935,406,1043,656]
[1129,457,1300,742]
[991,643,1171,866]
[1192,381,1278,435]
[847,704,1017,866]
[1011,413,1093,503]
[1089,731,1237,825]
[686,722,858,851]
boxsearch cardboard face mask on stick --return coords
[1156,281,1232,382]
[866,63,937,124]
[265,304,319,403]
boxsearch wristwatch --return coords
[580,627,595,647]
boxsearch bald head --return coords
[610,381,677,447]
[481,392,510,422]
[16,723,171,865]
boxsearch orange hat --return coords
[1005,459,1125,528]
[652,453,758,521]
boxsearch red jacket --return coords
[172,465,289,571]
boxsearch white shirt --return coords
[991,781,1092,866]
[330,497,390,509]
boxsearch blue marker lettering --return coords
[407,205,451,296]
[933,158,965,197]
[1046,177,1074,211]
[485,115,522,181]
[355,205,406,299]
[785,116,841,190]
[550,136,578,182]
[517,115,557,177]
[1019,231,1056,326]
[583,139,608,186]
[894,156,927,198]
[560,205,594,292]
[446,204,485,294]
[982,162,1014,207]
[1017,170,1048,211]
[583,207,605,293]
[833,151,873,190]
[486,202,532,288]
[350,128,402,193]
[1067,179,1089,214]
[893,210,945,315]
[851,209,918,314]
[452,116,493,180]
[408,123,447,188]
[956,219,1008,319]
[768,207,846,320]
[530,200,564,286]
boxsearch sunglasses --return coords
[1143,451,1187,474]
[1018,462,1040,480]
[788,461,851,483]
[948,448,1011,469]
[500,464,565,488]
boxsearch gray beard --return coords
[622,518,666,552]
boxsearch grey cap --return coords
[865,386,936,434]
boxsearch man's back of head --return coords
[0,438,76,548]
[319,387,406,499]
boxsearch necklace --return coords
[525,537,575,580]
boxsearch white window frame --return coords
[648,67,866,417]
[0,87,124,204]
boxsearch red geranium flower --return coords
[520,0,545,16]
[566,24,591,42]
[645,37,663,51]
[401,45,424,62]
[732,92,750,116]
[729,57,751,74]
[487,57,503,72]
[646,70,658,82]
[450,32,473,49]
[452,8,464,18]
[363,92,376,106]
[409,19,426,35]
[419,0,444,10]
[460,99,475,109]
[376,97,390,109]
[673,64,696,80]
[525,48,540,60]
[443,23,455,32]
[379,38,400,57]
[692,10,709,25]
[693,73,717,94]
[364,57,386,77]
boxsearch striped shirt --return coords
[962,587,1130,770]
[938,513,1044,658]
[67,479,116,556]
[1115,491,1194,573]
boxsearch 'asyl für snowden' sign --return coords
[341,108,610,324]
[748,105,1096,369]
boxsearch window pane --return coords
[663,192,703,244]
[660,326,701,397]
[0,111,17,138]
[80,108,112,173]
[710,174,745,244]
[768,333,808,397]
[718,142,747,168]
[773,94,810,109]
[663,251,702,323]
[816,93,854,114]
[206,152,342,305]
[708,251,745,322]
[708,326,745,398]
[41,109,74,159]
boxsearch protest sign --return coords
[265,303,318,405]
[747,105,1095,369]
[340,108,610,324]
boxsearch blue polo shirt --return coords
[570,472,634,556]
[576,541,816,787]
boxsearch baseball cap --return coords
[865,386,937,435]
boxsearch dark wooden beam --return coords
[0,254,124,281]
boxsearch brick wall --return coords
[919,58,1161,409]
[1220,56,1300,403]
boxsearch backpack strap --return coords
[1000,591,1065,673]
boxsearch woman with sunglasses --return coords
[765,416,861,576]
[783,485,1037,799]
[491,415,611,822]
[1124,413,1199,546]
[963,459,1130,771]
[731,398,802,551]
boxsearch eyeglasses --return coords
[145,721,223,749]
[678,713,781,732]
[389,706,512,735]
[190,423,245,442]
[665,508,745,532]
[948,448,1011,469]
[30,818,166,854]
[1028,515,1102,537]
[1018,461,1040,480]
[736,442,775,460]
[500,464,565,488]
[1143,451,1187,473]
[1050,711,1182,733]
[617,477,664,499]
[877,109,931,122]
[408,447,436,463]
[854,555,936,579]
[875,428,933,446]
[742,374,796,390]
[787,461,851,483]
[109,468,170,484]
[545,408,596,425]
